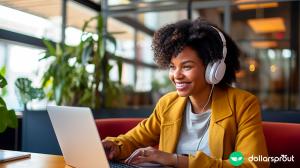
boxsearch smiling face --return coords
[169,47,210,97]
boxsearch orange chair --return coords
[95,119,300,167]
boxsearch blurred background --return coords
[0,0,300,155]
[0,0,299,113]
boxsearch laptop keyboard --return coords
[109,161,139,168]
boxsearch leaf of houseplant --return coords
[39,39,56,60]
[0,97,7,107]
[81,16,97,33]
[0,106,18,133]
[116,57,123,84]
[0,67,5,76]
[0,76,17,133]
[6,109,18,128]
[15,78,33,104]
[30,87,45,100]
[15,78,45,107]
[0,74,7,88]
[0,106,7,133]
[38,14,126,108]
[54,80,64,105]
[81,36,94,65]
[0,67,7,97]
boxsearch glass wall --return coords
[65,0,99,46]
[1,0,299,110]
[0,41,47,110]
[0,0,62,42]
[230,1,298,110]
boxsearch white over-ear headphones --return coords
[205,26,227,84]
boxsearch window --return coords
[0,41,47,110]
[136,31,154,64]
[65,1,99,46]
[0,1,62,42]
[136,67,152,91]
[108,17,135,59]
[231,1,297,109]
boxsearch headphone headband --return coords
[204,26,227,85]
[210,26,227,61]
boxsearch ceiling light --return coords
[249,64,256,72]
[282,49,291,58]
[247,17,285,33]
[251,41,278,48]
[237,2,278,10]
[270,65,277,73]
[267,49,276,59]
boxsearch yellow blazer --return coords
[106,87,269,168]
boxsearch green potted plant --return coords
[15,77,45,111]
[0,73,18,133]
[40,15,125,109]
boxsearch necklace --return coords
[195,113,211,151]
[190,84,214,152]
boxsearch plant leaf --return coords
[0,66,6,76]
[15,78,45,105]
[0,74,7,88]
[0,97,7,108]
[81,36,93,65]
[6,109,18,128]
[117,58,123,84]
[0,107,7,133]
[42,39,56,57]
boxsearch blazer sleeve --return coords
[104,100,162,160]
[188,95,269,168]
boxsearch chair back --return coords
[95,119,300,167]
[95,118,144,139]
[262,121,300,167]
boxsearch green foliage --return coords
[151,75,175,94]
[15,78,45,110]
[0,74,18,133]
[0,67,7,97]
[40,15,125,109]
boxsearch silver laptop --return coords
[47,105,111,168]
[47,105,162,168]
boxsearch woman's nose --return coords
[174,69,184,79]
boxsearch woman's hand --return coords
[102,140,120,160]
[125,146,176,167]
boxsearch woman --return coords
[102,18,269,168]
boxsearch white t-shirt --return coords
[176,100,211,156]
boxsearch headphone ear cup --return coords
[205,61,226,84]
[205,62,214,84]
[214,61,226,83]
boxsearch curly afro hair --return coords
[152,18,240,87]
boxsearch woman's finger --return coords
[131,156,151,165]
[125,149,142,163]
[125,148,146,164]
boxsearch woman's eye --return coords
[169,65,175,70]
[183,66,192,70]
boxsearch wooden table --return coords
[0,150,71,168]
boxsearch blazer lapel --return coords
[209,87,233,159]
[160,88,233,157]
[161,96,187,153]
